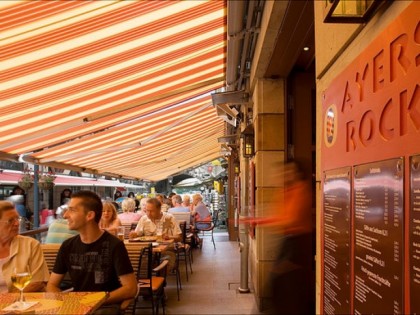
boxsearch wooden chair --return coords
[132,243,168,315]
[121,222,137,239]
[41,243,138,314]
[40,243,73,292]
[123,242,146,314]
[40,243,61,274]
[171,212,192,227]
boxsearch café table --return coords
[124,238,174,266]
[124,238,174,253]
[0,291,107,314]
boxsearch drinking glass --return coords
[117,226,125,241]
[156,223,163,242]
[11,265,32,306]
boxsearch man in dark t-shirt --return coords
[46,191,137,314]
[54,232,132,292]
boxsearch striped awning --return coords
[0,0,227,182]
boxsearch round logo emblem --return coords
[324,105,337,147]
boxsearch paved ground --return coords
[134,229,265,315]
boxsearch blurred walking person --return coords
[244,162,314,314]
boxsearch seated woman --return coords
[99,201,122,236]
[0,201,49,293]
[118,198,141,224]
[191,194,212,230]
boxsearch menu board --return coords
[323,168,351,315]
[353,158,403,314]
[410,155,420,314]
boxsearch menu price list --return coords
[410,155,420,313]
[323,168,351,315]
[353,158,403,315]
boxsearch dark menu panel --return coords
[323,168,351,315]
[353,158,403,315]
[410,155,420,314]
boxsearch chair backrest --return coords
[138,243,153,280]
[179,221,187,243]
[40,243,61,273]
[121,222,137,239]
[171,212,191,226]
[124,242,146,278]
[212,209,219,224]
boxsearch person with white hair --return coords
[191,193,211,230]
[118,198,141,224]
[137,197,149,218]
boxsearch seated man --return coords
[130,197,181,240]
[168,194,192,225]
[46,191,137,315]
[129,198,181,270]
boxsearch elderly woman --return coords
[0,201,49,293]
[118,198,141,224]
[191,194,212,229]
[182,194,191,208]
[137,197,149,218]
[99,201,121,236]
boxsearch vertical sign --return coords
[410,155,420,314]
[323,168,351,315]
[353,158,403,314]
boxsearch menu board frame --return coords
[410,154,420,314]
[353,158,404,315]
[322,167,351,315]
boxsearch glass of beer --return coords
[117,226,125,241]
[11,265,32,305]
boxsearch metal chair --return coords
[176,221,193,276]
[195,220,216,249]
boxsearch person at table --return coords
[118,198,141,224]
[0,200,49,293]
[182,194,191,208]
[129,198,181,241]
[168,194,192,224]
[129,198,181,270]
[191,193,212,229]
[99,201,122,236]
[46,191,137,314]
[137,197,149,218]
[168,195,190,213]
[127,192,140,210]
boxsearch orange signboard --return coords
[321,2,420,171]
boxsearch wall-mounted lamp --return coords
[240,124,254,158]
[323,0,385,23]
[234,163,240,175]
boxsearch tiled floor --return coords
[134,230,264,315]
